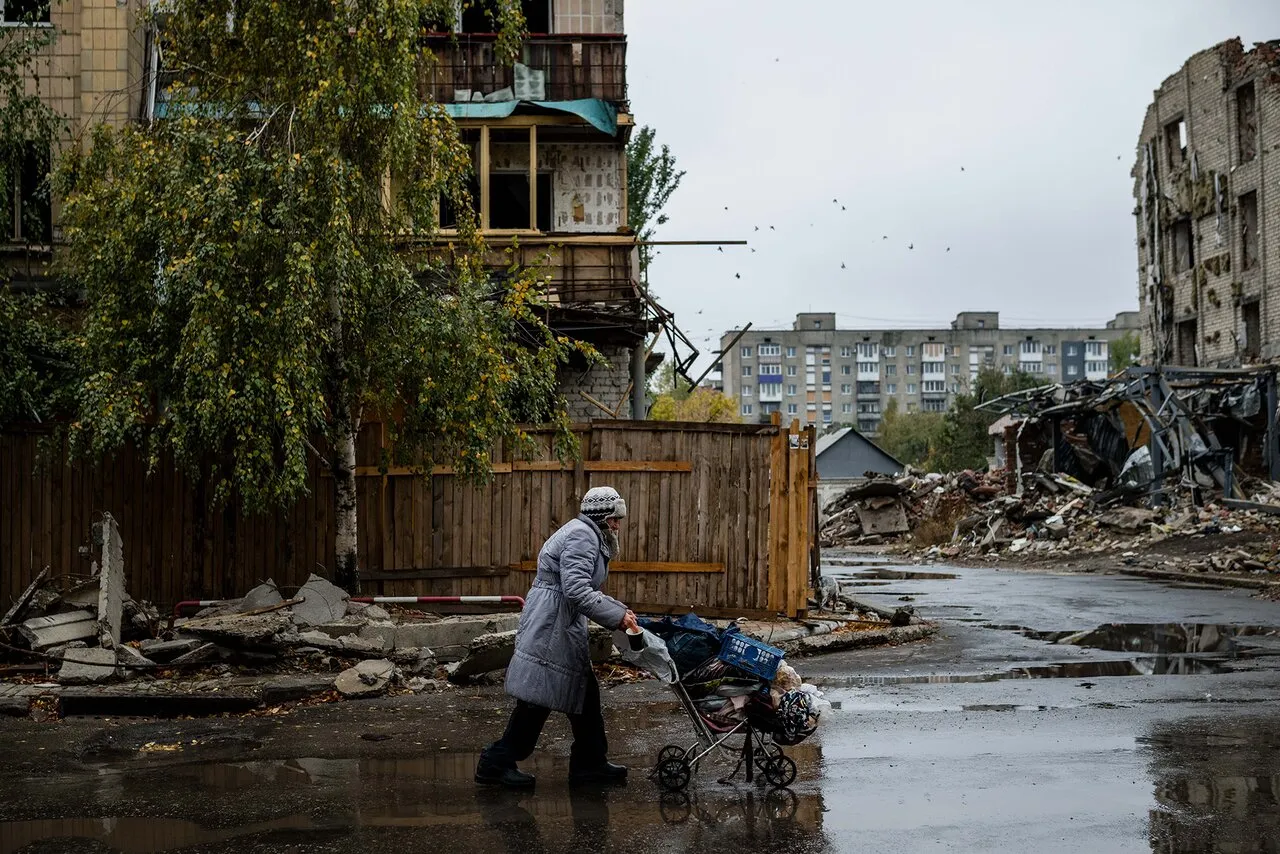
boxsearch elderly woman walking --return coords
[475,486,640,789]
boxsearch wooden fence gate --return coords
[0,418,817,618]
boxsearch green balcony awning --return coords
[440,98,618,136]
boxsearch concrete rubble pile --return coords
[0,515,162,686]
[822,367,1280,575]
[0,515,527,698]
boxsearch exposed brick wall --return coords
[559,343,634,420]
[1134,38,1280,367]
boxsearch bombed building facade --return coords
[1135,38,1280,368]
[9,0,652,420]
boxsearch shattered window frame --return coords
[1237,81,1258,163]
[1240,190,1259,271]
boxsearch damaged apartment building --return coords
[15,0,654,420]
[417,0,658,419]
[1135,37,1279,369]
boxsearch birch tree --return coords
[58,0,576,592]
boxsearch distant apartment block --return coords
[718,311,1140,434]
[1135,38,1279,367]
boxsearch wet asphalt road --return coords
[2,562,1280,853]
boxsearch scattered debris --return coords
[170,643,222,666]
[334,659,396,698]
[95,514,126,648]
[57,648,118,685]
[1,567,50,627]
[140,638,203,662]
[239,579,284,613]
[18,611,98,652]
[292,574,350,627]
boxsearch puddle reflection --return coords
[0,742,831,854]
[1023,623,1280,656]
[1142,716,1280,852]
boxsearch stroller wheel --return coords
[656,757,692,792]
[763,755,797,788]
[658,744,686,764]
[753,741,782,773]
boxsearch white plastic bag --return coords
[613,628,678,683]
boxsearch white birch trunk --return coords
[333,420,359,593]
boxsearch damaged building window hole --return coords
[1165,118,1187,167]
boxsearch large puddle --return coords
[0,745,832,854]
[1018,622,1280,656]
[817,623,1280,686]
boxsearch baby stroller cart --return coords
[616,626,821,793]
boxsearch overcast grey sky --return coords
[625,0,1280,374]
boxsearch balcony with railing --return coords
[421,35,627,107]
[420,235,641,316]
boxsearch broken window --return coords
[2,0,50,24]
[4,143,50,244]
[461,0,550,33]
[1171,218,1194,273]
[489,171,551,229]
[1243,300,1261,361]
[1240,191,1259,271]
[1176,319,1198,367]
[1237,82,1257,163]
[1166,118,1187,168]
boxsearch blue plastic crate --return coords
[717,633,784,681]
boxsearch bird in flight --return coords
[908,243,914,250]
[717,246,723,253]
[841,262,846,269]
[735,273,741,279]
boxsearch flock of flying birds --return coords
[683,173,968,350]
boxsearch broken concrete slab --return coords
[1,567,50,627]
[334,659,395,698]
[338,635,384,654]
[311,621,365,640]
[115,645,155,668]
[291,630,344,651]
[180,612,293,647]
[63,581,100,611]
[363,605,390,621]
[292,574,350,627]
[115,645,155,680]
[96,513,126,648]
[58,648,118,685]
[389,647,437,673]
[18,611,97,652]
[169,642,222,666]
[239,579,284,613]
[358,622,396,651]
[448,630,516,681]
[395,614,522,663]
[1098,507,1161,533]
[855,500,910,535]
[139,637,203,662]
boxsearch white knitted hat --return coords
[581,486,627,522]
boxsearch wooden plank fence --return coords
[0,418,817,618]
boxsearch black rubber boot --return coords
[568,761,628,786]
[475,763,536,789]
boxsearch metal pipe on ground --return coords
[171,594,525,620]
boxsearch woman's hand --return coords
[620,610,639,632]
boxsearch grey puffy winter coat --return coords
[504,515,628,714]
